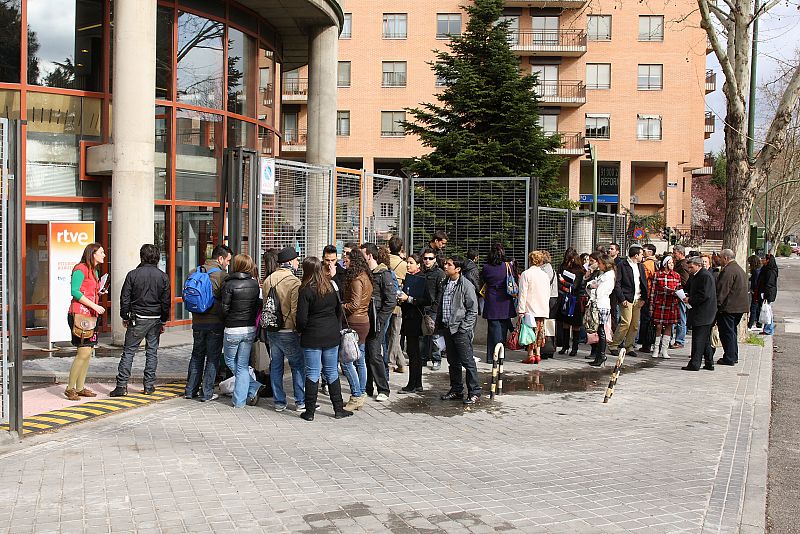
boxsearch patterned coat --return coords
[649,269,681,325]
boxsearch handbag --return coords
[583,298,600,333]
[331,281,362,364]
[479,283,487,299]
[505,262,519,299]
[422,314,436,336]
[561,293,577,318]
[72,313,98,340]
[711,324,722,349]
[505,320,521,350]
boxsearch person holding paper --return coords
[648,256,682,359]
[65,243,107,401]
[398,254,431,393]
[682,256,717,371]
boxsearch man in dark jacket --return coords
[110,244,170,397]
[435,256,480,405]
[715,249,750,365]
[420,229,448,268]
[462,249,480,292]
[682,256,718,371]
[361,242,397,401]
[185,244,232,401]
[421,248,446,370]
[610,246,648,357]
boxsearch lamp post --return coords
[585,142,598,246]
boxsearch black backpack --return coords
[261,279,284,332]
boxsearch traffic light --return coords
[670,233,678,246]
[662,226,670,241]
[584,143,593,160]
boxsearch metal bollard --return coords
[603,347,627,403]
[490,342,505,399]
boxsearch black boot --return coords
[590,334,608,367]
[586,343,597,359]
[569,334,579,356]
[328,379,353,419]
[300,379,318,421]
[558,330,570,355]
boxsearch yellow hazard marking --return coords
[64,405,114,416]
[47,410,91,421]
[27,415,77,425]
[22,421,53,430]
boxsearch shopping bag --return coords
[759,301,773,325]
[519,321,536,346]
[505,321,521,350]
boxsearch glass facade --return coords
[0,0,283,329]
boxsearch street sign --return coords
[633,227,646,240]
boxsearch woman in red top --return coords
[65,243,107,400]
[649,255,681,359]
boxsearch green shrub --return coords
[777,244,792,257]
[745,333,765,346]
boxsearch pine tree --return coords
[403,0,565,203]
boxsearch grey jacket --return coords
[434,275,479,334]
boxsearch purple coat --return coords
[480,262,517,320]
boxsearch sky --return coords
[705,3,800,153]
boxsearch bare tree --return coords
[698,0,800,262]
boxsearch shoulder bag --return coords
[72,313,98,341]
[505,262,519,299]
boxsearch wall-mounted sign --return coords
[580,194,620,204]
[598,165,620,195]
[259,157,275,195]
[667,181,678,188]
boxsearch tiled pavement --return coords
[0,339,771,534]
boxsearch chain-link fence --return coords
[364,172,402,248]
[536,207,570,266]
[410,177,530,265]
[534,206,627,266]
[334,168,362,248]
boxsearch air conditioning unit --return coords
[630,194,640,205]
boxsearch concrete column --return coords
[618,160,632,215]
[306,25,338,255]
[110,0,156,344]
[567,158,581,201]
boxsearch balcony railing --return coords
[705,111,715,138]
[705,69,717,93]
[553,132,584,156]
[509,29,587,56]
[260,84,273,107]
[534,80,586,106]
[505,0,586,6]
[707,36,713,54]
[382,72,407,87]
[692,152,715,175]
[282,78,308,98]
[281,128,307,151]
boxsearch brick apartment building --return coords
[279,0,714,229]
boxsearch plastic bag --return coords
[759,301,773,325]
[519,321,536,346]
[711,324,722,348]
[339,328,361,364]
[219,366,258,396]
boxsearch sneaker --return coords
[246,394,260,407]
[200,394,219,402]
[463,394,480,405]
[431,362,441,371]
[274,403,287,412]
[398,386,415,394]
[440,391,461,401]
[142,386,155,395]
[375,393,389,402]
[109,386,128,397]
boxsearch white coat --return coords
[517,265,551,317]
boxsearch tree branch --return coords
[699,0,737,90]
[756,65,800,172]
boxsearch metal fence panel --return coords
[411,177,530,266]
[536,207,569,266]
[364,172,402,247]
[334,168,362,248]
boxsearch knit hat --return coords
[661,255,673,269]
[277,247,298,263]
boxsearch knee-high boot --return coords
[569,332,579,356]
[328,379,353,419]
[558,330,570,354]
[300,379,318,421]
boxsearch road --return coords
[766,256,800,533]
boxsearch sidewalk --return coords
[1,336,772,533]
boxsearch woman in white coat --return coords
[586,253,616,367]
[517,251,552,364]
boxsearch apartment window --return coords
[437,14,461,38]
[586,114,610,139]
[532,65,558,96]
[499,16,520,45]
[587,15,612,41]
[381,111,405,137]
[337,61,351,87]
[382,13,407,39]
[537,115,558,135]
[637,114,662,140]
[382,61,407,87]
[586,63,611,89]
[337,111,350,136]
[532,16,560,45]
[639,15,664,41]
[341,13,352,39]
[638,64,663,90]
[380,203,394,217]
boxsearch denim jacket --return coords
[434,275,478,334]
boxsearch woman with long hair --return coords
[397,253,430,392]
[557,247,585,356]
[587,254,615,367]
[65,243,107,400]
[480,243,518,363]
[757,254,778,335]
[296,256,353,420]
[220,254,264,407]
[340,249,372,411]
[649,256,682,359]
[517,251,551,364]
[746,254,763,330]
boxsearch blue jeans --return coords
[748,300,762,328]
[672,301,687,345]
[266,331,305,407]
[223,330,261,407]
[486,318,513,362]
[186,327,224,400]
[303,345,340,384]
[763,318,774,335]
[341,343,367,397]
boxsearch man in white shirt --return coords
[610,246,649,357]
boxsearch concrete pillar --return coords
[618,160,632,215]
[568,158,581,201]
[306,25,338,255]
[110,0,156,344]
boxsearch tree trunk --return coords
[723,109,757,264]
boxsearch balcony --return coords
[705,111,715,138]
[282,78,308,103]
[260,84,273,107]
[692,152,714,175]
[504,0,586,6]
[382,72,407,88]
[707,36,713,54]
[705,69,716,93]
[535,80,586,106]
[553,132,584,156]
[509,30,587,57]
[281,128,307,152]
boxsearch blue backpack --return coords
[182,266,221,313]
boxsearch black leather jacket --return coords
[221,272,262,328]
[120,263,170,322]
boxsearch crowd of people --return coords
[61,233,779,415]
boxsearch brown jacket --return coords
[674,258,690,287]
[716,260,750,314]
[343,271,372,324]
[262,268,301,331]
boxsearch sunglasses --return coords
[424,256,435,260]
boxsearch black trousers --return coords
[365,333,390,395]
[717,312,743,364]
[688,323,715,369]
[405,335,423,389]
[443,329,480,397]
